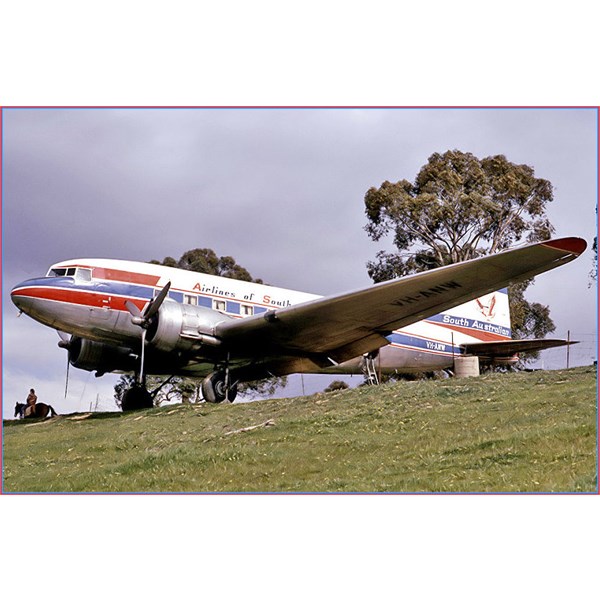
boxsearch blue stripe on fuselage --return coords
[386,331,463,355]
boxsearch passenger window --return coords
[241,304,254,316]
[213,299,226,312]
[184,294,198,306]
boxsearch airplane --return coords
[10,237,586,410]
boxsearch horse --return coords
[14,401,58,419]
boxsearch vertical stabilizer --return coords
[427,288,512,343]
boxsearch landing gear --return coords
[121,383,154,411]
[202,371,238,403]
[362,351,380,385]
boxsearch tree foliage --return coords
[151,248,263,283]
[114,374,200,408]
[364,149,556,343]
[506,281,556,362]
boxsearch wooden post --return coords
[567,330,571,369]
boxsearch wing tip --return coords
[542,237,587,255]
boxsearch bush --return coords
[324,380,350,393]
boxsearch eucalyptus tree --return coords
[364,149,556,342]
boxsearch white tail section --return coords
[433,287,512,342]
[376,288,513,374]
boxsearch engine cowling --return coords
[68,337,136,374]
[147,301,232,353]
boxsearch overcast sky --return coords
[2,108,597,418]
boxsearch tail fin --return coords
[465,287,511,339]
[434,287,512,342]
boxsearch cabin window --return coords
[241,304,254,316]
[184,294,198,306]
[213,299,226,312]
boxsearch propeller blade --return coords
[64,355,70,399]
[125,300,143,319]
[137,328,147,385]
[126,282,170,385]
[144,281,171,321]
[57,330,71,349]
[57,331,72,398]
[125,300,145,326]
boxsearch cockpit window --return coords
[75,268,92,282]
[47,267,84,278]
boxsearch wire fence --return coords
[529,332,598,370]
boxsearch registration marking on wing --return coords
[391,280,463,307]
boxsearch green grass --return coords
[3,366,597,493]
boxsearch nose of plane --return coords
[11,281,32,312]
[11,278,45,315]
[11,276,77,332]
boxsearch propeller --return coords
[125,281,171,384]
[57,330,72,398]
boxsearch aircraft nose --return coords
[11,276,76,331]
[11,281,31,311]
[11,278,43,314]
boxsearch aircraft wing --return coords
[461,338,578,358]
[215,237,586,367]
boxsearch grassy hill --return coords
[3,366,597,493]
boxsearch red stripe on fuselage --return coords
[63,265,161,287]
[90,267,160,286]
[429,320,511,342]
[12,287,147,313]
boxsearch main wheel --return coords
[202,371,238,403]
[121,385,154,411]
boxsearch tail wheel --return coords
[202,371,238,403]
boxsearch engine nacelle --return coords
[69,337,136,374]
[147,301,232,353]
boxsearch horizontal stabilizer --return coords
[461,338,578,358]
